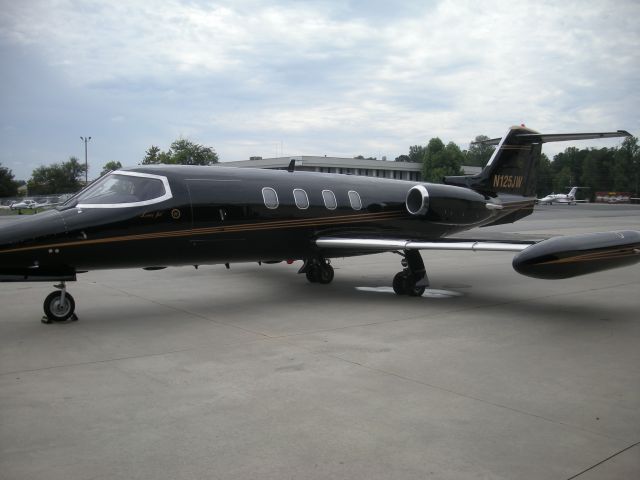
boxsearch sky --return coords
[1,0,638,181]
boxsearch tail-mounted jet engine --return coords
[405,184,496,226]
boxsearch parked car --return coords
[10,200,38,211]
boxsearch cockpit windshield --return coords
[69,171,172,208]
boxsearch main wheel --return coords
[392,272,425,296]
[306,267,319,283]
[43,291,76,322]
[408,283,426,297]
[316,264,334,284]
[393,272,409,295]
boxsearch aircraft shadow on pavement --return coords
[71,265,636,329]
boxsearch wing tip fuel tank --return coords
[513,231,640,279]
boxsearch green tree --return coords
[27,157,86,195]
[553,166,573,194]
[551,147,588,188]
[143,139,219,165]
[612,136,639,193]
[0,163,19,197]
[465,135,495,167]
[408,145,426,163]
[101,161,123,176]
[422,139,464,183]
[579,148,613,198]
[536,153,553,197]
[170,139,218,165]
[142,145,162,164]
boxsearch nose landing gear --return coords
[42,282,78,324]
[392,250,428,296]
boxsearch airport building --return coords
[223,156,481,181]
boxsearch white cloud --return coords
[0,0,638,178]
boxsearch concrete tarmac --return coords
[1,204,639,479]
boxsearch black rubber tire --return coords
[393,272,409,295]
[316,264,334,284]
[393,272,425,296]
[43,291,76,322]
[306,267,319,283]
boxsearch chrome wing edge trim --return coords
[407,241,530,252]
[316,238,409,249]
[316,238,532,252]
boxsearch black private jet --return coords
[1,125,638,322]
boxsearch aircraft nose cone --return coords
[0,210,67,266]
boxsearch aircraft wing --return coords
[316,230,550,253]
[316,230,640,280]
[315,237,532,252]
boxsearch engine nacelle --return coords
[405,183,494,226]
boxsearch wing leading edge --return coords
[315,237,531,252]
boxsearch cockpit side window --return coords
[74,172,172,208]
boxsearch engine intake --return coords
[406,185,429,215]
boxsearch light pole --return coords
[80,136,91,184]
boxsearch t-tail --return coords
[567,187,578,199]
[444,126,631,197]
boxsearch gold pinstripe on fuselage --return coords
[0,210,406,255]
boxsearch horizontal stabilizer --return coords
[473,130,631,145]
[518,130,631,143]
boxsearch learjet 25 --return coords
[1,125,639,323]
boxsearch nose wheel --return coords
[42,282,78,323]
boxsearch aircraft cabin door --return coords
[186,179,251,261]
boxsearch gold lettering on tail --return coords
[492,175,524,190]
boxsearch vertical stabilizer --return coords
[444,126,540,197]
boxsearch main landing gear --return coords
[301,251,428,297]
[301,258,334,284]
[392,250,428,297]
[42,282,78,324]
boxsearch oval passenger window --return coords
[293,189,309,209]
[262,187,279,209]
[322,190,337,210]
[348,190,362,210]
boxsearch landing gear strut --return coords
[301,258,334,284]
[42,282,77,324]
[393,250,428,296]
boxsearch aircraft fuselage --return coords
[0,165,522,279]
